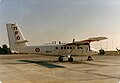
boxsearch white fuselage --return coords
[18,43,98,56]
[6,23,100,56]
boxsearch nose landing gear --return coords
[87,56,93,61]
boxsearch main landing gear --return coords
[68,57,73,62]
[58,56,64,62]
[58,56,73,62]
[58,56,93,62]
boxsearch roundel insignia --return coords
[16,36,20,40]
[35,48,40,52]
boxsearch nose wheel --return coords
[87,56,93,61]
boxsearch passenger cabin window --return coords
[78,47,83,49]
[70,47,72,49]
[61,46,72,49]
[64,47,66,49]
[67,47,69,49]
[80,47,83,49]
[61,47,63,49]
[56,47,58,50]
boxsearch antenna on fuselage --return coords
[73,38,75,43]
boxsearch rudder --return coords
[6,23,28,52]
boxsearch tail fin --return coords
[6,23,28,52]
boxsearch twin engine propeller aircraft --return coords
[6,23,107,62]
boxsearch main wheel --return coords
[68,57,73,62]
[58,56,63,62]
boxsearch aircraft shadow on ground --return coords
[18,60,65,68]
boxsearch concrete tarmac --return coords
[0,54,120,83]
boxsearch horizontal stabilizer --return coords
[16,40,28,44]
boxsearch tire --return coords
[58,56,63,62]
[68,57,73,62]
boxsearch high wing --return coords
[79,37,108,43]
[65,37,107,45]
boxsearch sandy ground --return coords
[0,54,120,83]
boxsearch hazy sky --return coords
[1,0,120,50]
